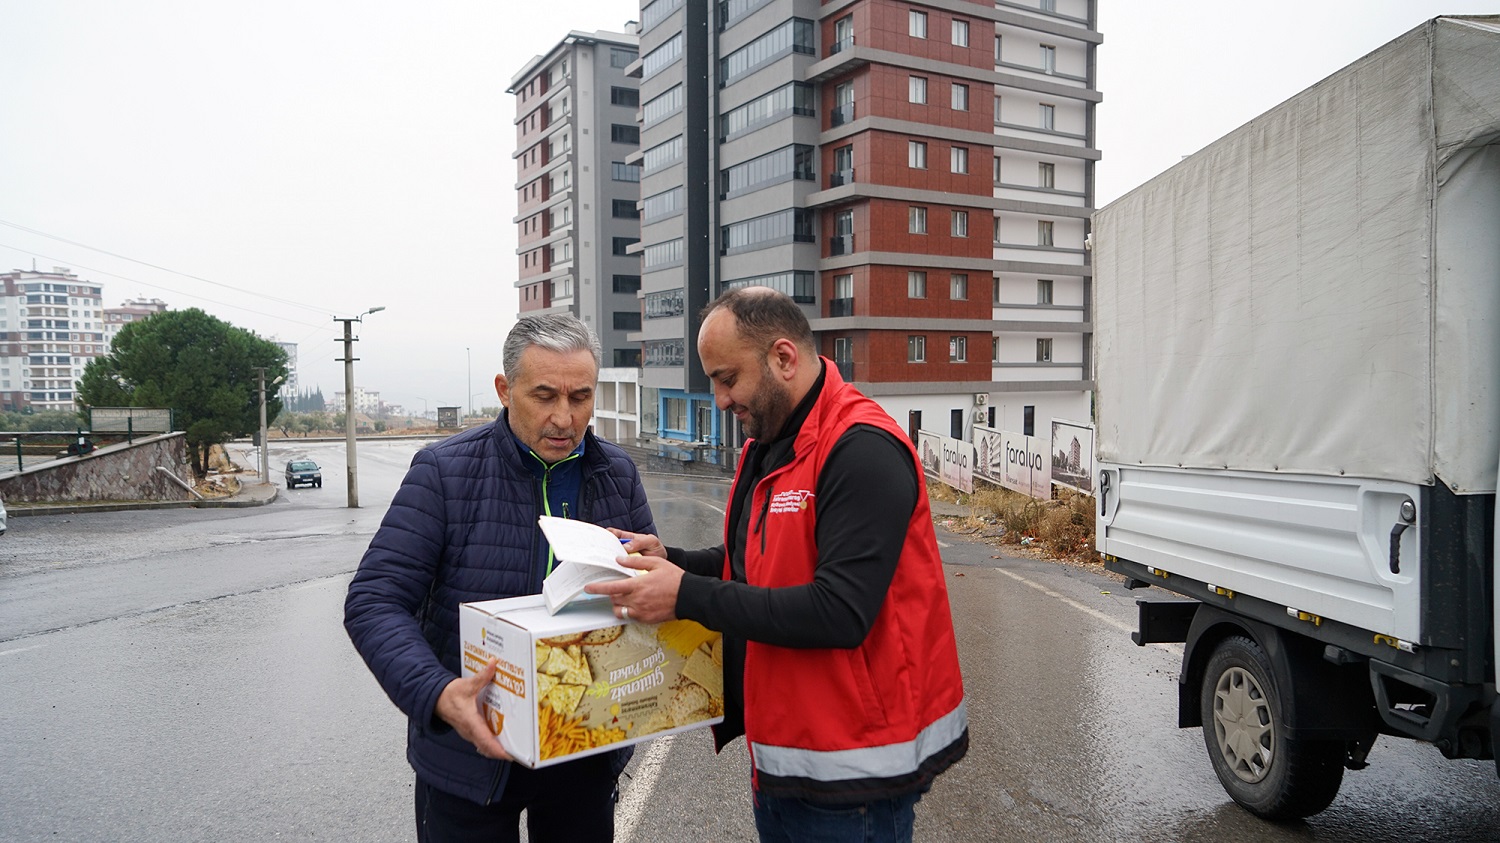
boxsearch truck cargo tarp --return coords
[1094,17,1500,493]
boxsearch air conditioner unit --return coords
[972,408,988,423]
[973,393,988,406]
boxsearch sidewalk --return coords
[9,474,279,518]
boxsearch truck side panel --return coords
[1099,465,1423,642]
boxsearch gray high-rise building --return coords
[510,29,644,368]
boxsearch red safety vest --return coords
[725,361,969,801]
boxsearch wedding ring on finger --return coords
[620,606,630,621]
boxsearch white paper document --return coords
[538,516,641,614]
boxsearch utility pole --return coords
[334,307,385,508]
[255,367,269,484]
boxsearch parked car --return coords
[0,494,7,534]
[284,460,322,489]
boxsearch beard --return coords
[741,360,795,440]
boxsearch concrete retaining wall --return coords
[0,432,196,503]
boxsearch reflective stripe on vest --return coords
[750,699,968,781]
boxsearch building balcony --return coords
[830,102,855,128]
[828,234,854,257]
[829,168,854,188]
[829,35,854,56]
[828,297,855,317]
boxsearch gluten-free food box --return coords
[459,595,724,768]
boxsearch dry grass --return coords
[930,479,1097,565]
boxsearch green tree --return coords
[76,308,288,477]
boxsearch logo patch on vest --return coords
[768,489,814,514]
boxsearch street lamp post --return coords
[334,306,385,508]
[466,347,472,422]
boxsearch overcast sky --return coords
[2,1,1495,414]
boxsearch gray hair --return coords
[502,313,602,382]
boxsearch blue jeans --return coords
[753,790,922,843]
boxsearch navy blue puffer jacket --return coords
[344,413,656,804]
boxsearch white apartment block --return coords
[0,268,107,413]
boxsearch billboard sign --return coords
[1050,419,1095,495]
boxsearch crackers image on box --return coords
[460,595,724,768]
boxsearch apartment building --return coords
[103,297,168,348]
[632,0,1097,451]
[510,30,645,368]
[0,268,107,412]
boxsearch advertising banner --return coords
[974,426,1051,499]
[917,430,973,494]
[1050,419,1095,495]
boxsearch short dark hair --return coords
[701,287,814,354]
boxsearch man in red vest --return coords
[589,286,968,842]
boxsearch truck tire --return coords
[1200,635,1344,819]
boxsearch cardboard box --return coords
[459,595,725,769]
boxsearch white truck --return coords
[1094,16,1499,819]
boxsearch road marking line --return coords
[617,735,674,841]
[936,539,950,548]
[996,568,1182,655]
[0,645,43,657]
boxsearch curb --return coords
[9,485,280,517]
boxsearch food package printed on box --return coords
[460,594,724,768]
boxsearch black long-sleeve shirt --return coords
[669,367,919,746]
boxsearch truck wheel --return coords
[1200,635,1344,820]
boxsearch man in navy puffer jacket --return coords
[345,314,655,843]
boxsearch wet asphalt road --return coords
[0,438,1496,842]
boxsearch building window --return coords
[643,186,684,220]
[908,206,928,234]
[724,271,817,303]
[720,209,816,252]
[611,124,640,144]
[951,83,969,111]
[720,18,816,85]
[994,94,1003,125]
[993,215,1002,243]
[952,19,969,47]
[612,199,640,219]
[993,155,1002,183]
[908,76,927,104]
[720,144,815,196]
[992,336,1000,362]
[994,34,1002,63]
[643,135,684,172]
[908,335,926,362]
[610,86,639,107]
[909,10,927,38]
[1038,220,1054,246]
[1023,404,1035,436]
[951,273,968,299]
[952,211,969,238]
[1040,44,1056,75]
[834,273,853,299]
[1040,0,1056,11]
[992,275,1002,305]
[720,82,815,137]
[1036,338,1053,362]
[644,238,684,268]
[643,84,684,126]
[611,47,638,68]
[833,15,854,52]
[908,140,927,169]
[613,275,642,293]
[645,288,685,318]
[1039,161,1055,188]
[908,270,927,298]
[951,146,969,174]
[950,336,967,362]
[613,311,642,331]
[612,161,641,182]
[612,237,639,255]
[1039,103,1055,130]
[1038,278,1054,304]
[642,31,684,79]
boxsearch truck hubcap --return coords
[1212,666,1274,783]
